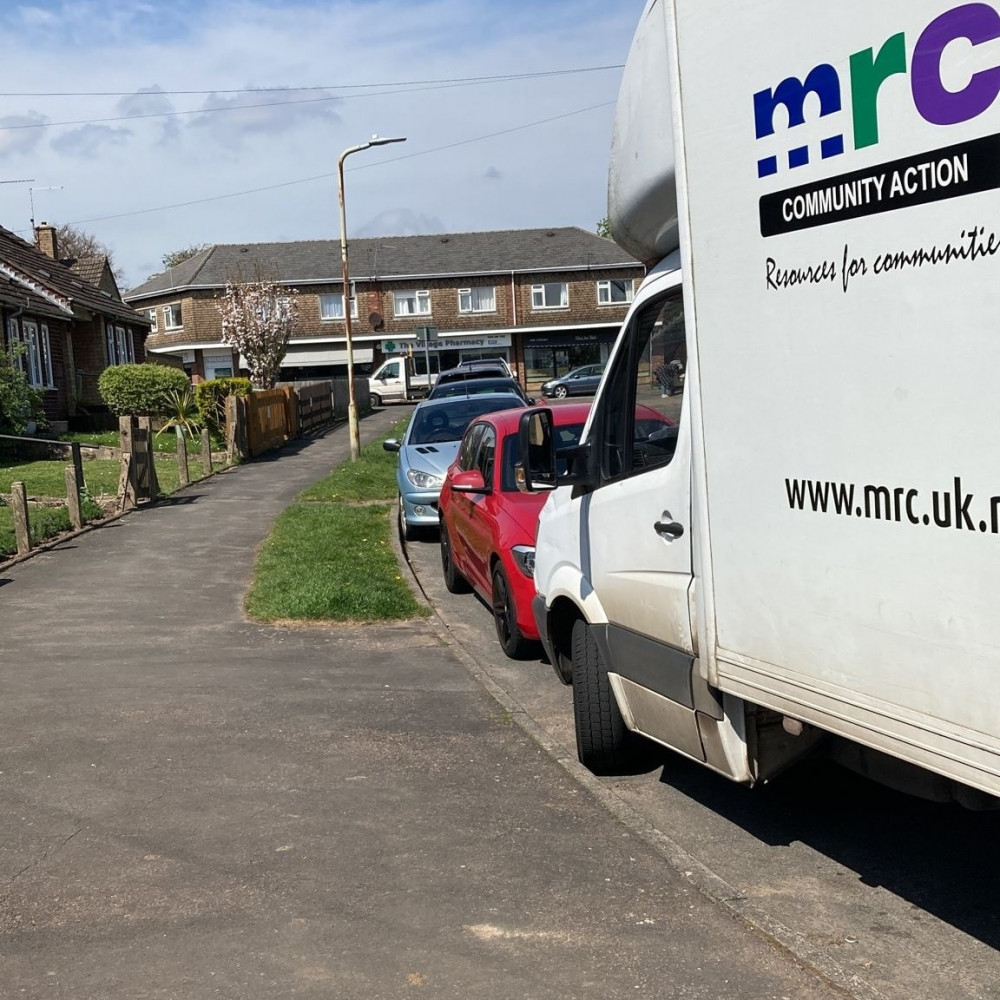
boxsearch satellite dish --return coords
[369,312,384,330]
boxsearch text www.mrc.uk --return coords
[785,477,1000,533]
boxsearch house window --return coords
[458,286,496,314]
[393,290,431,317]
[531,282,569,310]
[21,319,54,388]
[597,278,634,305]
[6,317,24,373]
[163,303,183,330]
[116,326,135,364]
[319,293,358,320]
[146,308,158,332]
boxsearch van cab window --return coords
[380,361,400,380]
[598,291,684,482]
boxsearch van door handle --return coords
[654,517,684,539]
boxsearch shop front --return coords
[379,333,512,378]
[521,329,618,391]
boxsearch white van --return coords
[521,0,1000,805]
[368,356,433,407]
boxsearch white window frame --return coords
[319,293,358,321]
[163,302,183,330]
[458,285,496,314]
[531,282,569,310]
[21,319,53,388]
[393,289,431,317]
[146,307,158,332]
[6,317,25,373]
[597,278,635,305]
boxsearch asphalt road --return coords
[403,527,1000,1000]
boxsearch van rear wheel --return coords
[370,392,382,408]
[571,618,638,775]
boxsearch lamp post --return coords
[338,134,406,460]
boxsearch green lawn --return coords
[0,498,104,557]
[0,452,195,557]
[245,418,424,623]
[300,416,409,502]
[0,457,185,499]
[58,430,225,454]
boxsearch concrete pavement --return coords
[0,410,844,999]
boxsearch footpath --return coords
[0,411,843,999]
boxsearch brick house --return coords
[0,223,151,431]
[124,227,644,391]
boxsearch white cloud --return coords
[0,0,648,288]
[187,88,343,148]
[51,123,133,158]
[355,208,446,238]
[0,112,49,158]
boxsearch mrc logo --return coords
[754,2,1000,179]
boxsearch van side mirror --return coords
[516,409,557,493]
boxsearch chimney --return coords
[35,222,58,260]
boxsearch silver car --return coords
[384,393,526,539]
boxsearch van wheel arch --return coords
[548,597,582,685]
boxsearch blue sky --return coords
[0,0,648,287]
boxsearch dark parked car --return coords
[428,377,531,403]
[540,363,605,398]
[450,357,512,377]
[436,363,511,386]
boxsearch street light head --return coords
[368,135,407,147]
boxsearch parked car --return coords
[437,403,595,658]
[428,377,531,403]
[383,393,528,540]
[451,357,513,377]
[435,362,510,386]
[539,364,605,399]
[439,401,675,658]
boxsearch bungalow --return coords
[0,223,151,432]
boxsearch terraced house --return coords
[0,224,151,432]
[124,227,643,392]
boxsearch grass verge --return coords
[245,417,424,623]
[300,416,409,502]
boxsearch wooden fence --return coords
[296,382,333,433]
[245,387,297,458]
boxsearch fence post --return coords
[71,441,84,495]
[176,432,190,486]
[65,464,83,530]
[137,416,160,499]
[117,454,137,511]
[201,428,213,476]
[226,395,248,463]
[119,417,139,503]
[11,481,30,555]
[283,386,300,439]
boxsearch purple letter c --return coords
[912,2,1000,126]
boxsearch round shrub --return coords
[98,363,191,416]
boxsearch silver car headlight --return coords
[406,468,443,489]
[511,545,535,578]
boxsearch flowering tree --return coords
[217,271,299,388]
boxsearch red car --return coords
[438,403,594,659]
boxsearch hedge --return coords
[97,364,191,416]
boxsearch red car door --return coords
[448,422,486,580]
[461,424,498,595]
